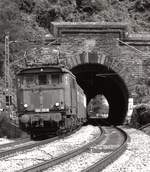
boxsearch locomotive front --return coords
[16,66,72,136]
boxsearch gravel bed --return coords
[44,127,122,172]
[102,127,150,172]
[45,151,109,172]
[44,127,150,172]
[0,125,100,172]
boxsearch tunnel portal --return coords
[71,64,129,125]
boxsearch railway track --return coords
[0,136,59,158]
[83,126,128,172]
[0,123,83,159]
[14,126,128,172]
[15,126,103,172]
[0,125,101,172]
[139,123,150,135]
[0,137,30,151]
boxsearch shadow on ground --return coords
[0,112,28,139]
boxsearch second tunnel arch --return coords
[71,64,129,125]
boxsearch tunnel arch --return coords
[71,63,129,125]
[49,22,150,125]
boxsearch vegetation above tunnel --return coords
[1,0,150,67]
[1,0,150,52]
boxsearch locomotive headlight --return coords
[24,104,28,108]
[54,102,64,110]
[55,102,60,107]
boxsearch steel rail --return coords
[0,136,59,158]
[17,126,104,172]
[0,121,84,158]
[82,126,129,172]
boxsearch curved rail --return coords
[0,126,128,172]
[17,126,104,172]
[0,125,82,156]
[82,126,129,172]
[18,126,128,172]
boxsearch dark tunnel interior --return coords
[71,64,129,125]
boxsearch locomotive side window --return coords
[70,77,77,112]
[72,77,76,89]
[51,74,62,85]
[38,74,47,85]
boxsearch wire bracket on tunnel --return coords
[96,73,118,77]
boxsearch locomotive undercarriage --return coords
[19,112,84,138]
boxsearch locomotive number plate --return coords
[35,109,40,112]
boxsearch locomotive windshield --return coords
[18,73,62,88]
[38,74,47,85]
[17,72,64,111]
[22,89,64,110]
[51,74,62,85]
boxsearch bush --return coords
[130,104,150,128]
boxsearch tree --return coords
[0,0,48,67]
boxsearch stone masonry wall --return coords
[59,33,120,68]
[119,42,150,103]
[49,22,150,104]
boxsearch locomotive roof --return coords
[17,65,73,76]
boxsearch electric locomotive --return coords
[16,64,87,138]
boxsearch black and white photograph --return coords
[0,0,150,171]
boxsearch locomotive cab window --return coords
[51,74,62,85]
[38,74,47,85]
